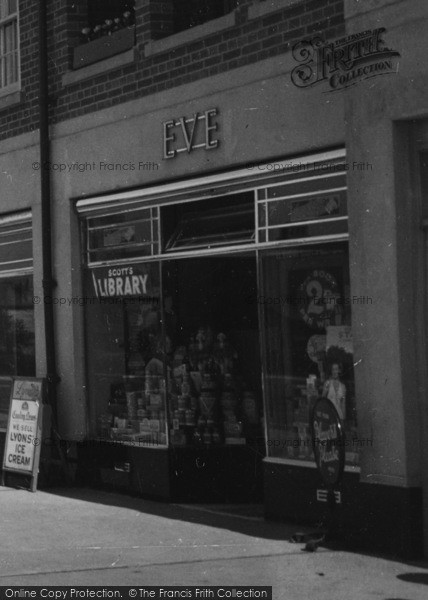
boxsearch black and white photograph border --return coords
[0,0,428,597]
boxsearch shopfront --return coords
[75,148,358,502]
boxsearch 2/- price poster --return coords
[2,377,44,492]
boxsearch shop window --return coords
[0,0,19,93]
[163,254,263,448]
[173,0,237,33]
[85,207,160,264]
[162,193,255,252]
[84,262,166,444]
[0,276,35,378]
[79,151,353,462]
[0,216,32,273]
[257,172,348,243]
[73,0,135,69]
[83,253,264,449]
[0,277,35,428]
[260,242,358,466]
[0,213,35,428]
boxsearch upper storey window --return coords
[0,0,19,92]
[73,1,135,70]
[173,0,236,33]
[81,0,135,42]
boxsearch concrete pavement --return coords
[0,486,427,598]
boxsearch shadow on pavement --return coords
[397,573,428,585]
[36,486,428,569]
[44,486,317,542]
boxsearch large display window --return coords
[79,151,357,473]
[0,275,35,376]
[260,242,358,465]
[84,254,263,448]
[85,262,167,445]
[0,275,36,428]
[0,214,35,429]
[163,254,262,447]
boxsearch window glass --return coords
[0,0,16,20]
[164,205,254,251]
[84,262,167,445]
[86,208,159,264]
[267,192,346,226]
[257,173,347,243]
[87,0,135,29]
[265,174,347,200]
[173,0,237,33]
[162,192,255,252]
[267,220,347,242]
[163,254,264,449]
[0,275,35,428]
[4,20,15,51]
[260,242,358,466]
[82,0,135,41]
[0,0,19,90]
[0,220,32,273]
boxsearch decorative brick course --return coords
[0,0,344,141]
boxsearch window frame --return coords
[172,0,234,35]
[86,0,135,32]
[0,0,20,97]
[72,0,136,71]
[0,272,36,431]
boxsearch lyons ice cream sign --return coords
[91,265,159,298]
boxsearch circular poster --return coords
[310,397,345,486]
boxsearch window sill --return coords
[248,0,305,20]
[85,438,169,450]
[72,27,136,70]
[62,48,137,87]
[144,11,236,57]
[263,456,361,473]
[0,89,23,112]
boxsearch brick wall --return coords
[0,0,344,141]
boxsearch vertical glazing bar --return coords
[254,188,259,245]
[159,259,170,447]
[0,28,4,88]
[151,208,154,256]
[85,220,90,264]
[157,206,161,255]
[255,248,269,459]
[264,201,268,242]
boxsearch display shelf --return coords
[166,328,262,448]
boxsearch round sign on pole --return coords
[310,397,345,486]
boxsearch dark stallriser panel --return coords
[263,462,424,559]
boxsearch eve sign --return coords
[163,108,219,159]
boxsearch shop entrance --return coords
[163,252,264,501]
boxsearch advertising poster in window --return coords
[90,262,160,300]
